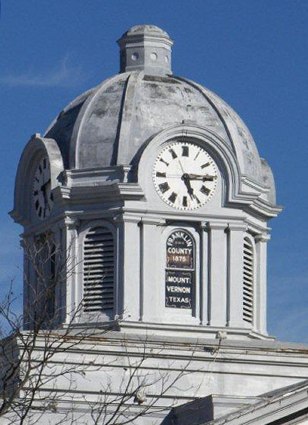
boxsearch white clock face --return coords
[153,141,218,210]
[32,157,53,220]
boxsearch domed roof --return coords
[121,24,170,38]
[44,25,272,195]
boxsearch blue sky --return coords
[0,0,307,342]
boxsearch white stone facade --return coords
[7,25,307,425]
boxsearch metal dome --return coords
[44,25,275,203]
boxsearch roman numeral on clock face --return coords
[201,162,210,169]
[159,182,170,193]
[160,158,169,167]
[169,149,177,159]
[182,146,189,157]
[168,192,177,203]
[200,185,210,195]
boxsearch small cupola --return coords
[117,24,173,76]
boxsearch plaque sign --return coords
[165,230,195,309]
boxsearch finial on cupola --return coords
[117,25,173,76]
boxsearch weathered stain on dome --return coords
[46,73,236,170]
[44,24,275,200]
[45,89,94,169]
[261,158,276,204]
[204,89,263,182]
[44,71,263,184]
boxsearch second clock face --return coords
[32,157,54,220]
[153,141,218,210]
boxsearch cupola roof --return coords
[117,24,173,76]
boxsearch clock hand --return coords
[162,173,184,178]
[181,174,194,199]
[40,179,51,205]
[178,161,195,199]
[186,173,217,181]
[178,160,185,174]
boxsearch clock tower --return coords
[11,25,281,339]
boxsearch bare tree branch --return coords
[0,232,199,425]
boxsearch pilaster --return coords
[200,222,209,325]
[61,217,79,325]
[255,233,270,335]
[207,221,228,327]
[140,216,165,322]
[115,213,141,321]
[49,223,65,324]
[22,235,35,328]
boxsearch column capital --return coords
[227,222,247,232]
[63,216,80,230]
[121,165,131,183]
[113,213,141,224]
[200,221,209,230]
[206,221,228,231]
[255,233,270,242]
[141,216,166,226]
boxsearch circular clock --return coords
[32,157,54,220]
[153,141,218,210]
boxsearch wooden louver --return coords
[83,227,114,313]
[243,237,254,323]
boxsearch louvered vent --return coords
[243,237,254,323]
[83,227,114,313]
